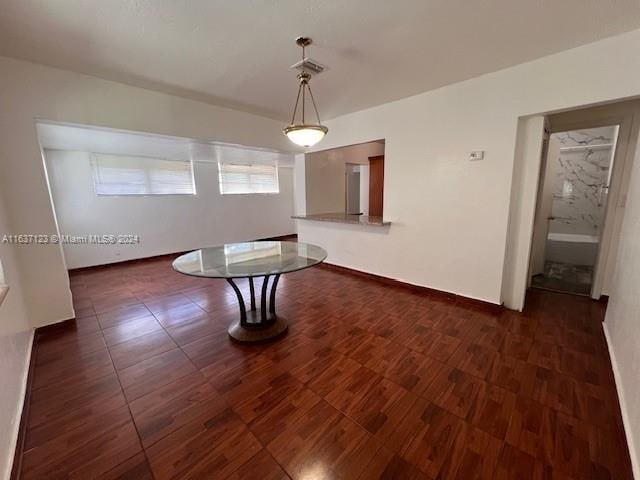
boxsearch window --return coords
[218,163,279,194]
[215,144,282,195]
[91,153,195,195]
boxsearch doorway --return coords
[345,163,363,215]
[530,125,619,296]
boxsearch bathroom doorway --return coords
[530,125,619,296]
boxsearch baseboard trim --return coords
[257,233,298,242]
[603,322,639,480]
[9,329,36,480]
[319,261,504,314]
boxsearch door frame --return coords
[545,108,638,298]
[528,125,551,285]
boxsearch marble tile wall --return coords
[548,126,618,237]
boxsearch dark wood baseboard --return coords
[257,233,298,242]
[319,262,505,314]
[10,331,37,480]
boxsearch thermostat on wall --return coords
[470,151,484,161]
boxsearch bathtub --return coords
[545,232,599,266]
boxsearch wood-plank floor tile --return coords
[385,398,467,478]
[164,313,229,346]
[266,399,373,480]
[102,314,163,347]
[437,426,502,480]
[349,334,409,375]
[118,348,197,401]
[26,373,126,448]
[145,407,261,480]
[423,365,485,419]
[108,329,177,370]
[466,382,516,440]
[129,371,227,448]
[500,331,534,360]
[21,406,141,479]
[20,259,633,479]
[35,329,107,368]
[288,346,346,385]
[357,447,430,480]
[97,304,153,329]
[487,354,537,396]
[234,374,321,445]
[96,452,154,480]
[448,341,498,379]
[182,333,259,372]
[225,449,289,480]
[382,348,444,395]
[530,366,577,417]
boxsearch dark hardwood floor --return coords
[18,255,633,479]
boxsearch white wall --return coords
[44,149,295,269]
[0,189,33,480]
[293,154,306,217]
[0,55,296,328]
[604,131,640,479]
[298,29,640,305]
[305,141,384,214]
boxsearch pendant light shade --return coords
[283,124,328,148]
[283,37,328,147]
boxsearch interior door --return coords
[529,135,560,279]
[368,155,384,217]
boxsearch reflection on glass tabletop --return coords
[172,241,327,278]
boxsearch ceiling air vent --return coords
[290,58,327,75]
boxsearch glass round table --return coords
[172,241,327,343]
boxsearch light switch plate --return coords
[470,151,484,161]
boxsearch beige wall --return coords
[305,141,384,214]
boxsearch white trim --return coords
[4,329,34,480]
[603,322,640,480]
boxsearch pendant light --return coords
[283,37,328,147]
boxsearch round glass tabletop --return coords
[172,241,327,279]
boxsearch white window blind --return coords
[215,145,282,195]
[218,163,279,194]
[91,154,195,195]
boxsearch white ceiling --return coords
[3,1,640,121]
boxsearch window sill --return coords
[0,284,8,308]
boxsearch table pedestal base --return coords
[226,274,287,344]
[228,313,288,343]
